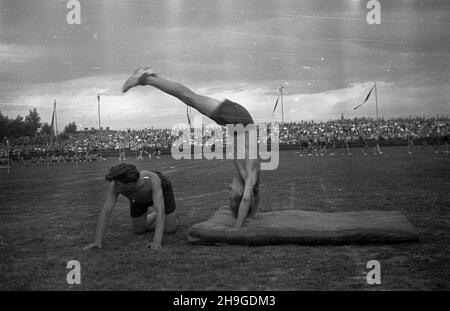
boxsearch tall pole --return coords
[46,142,49,168]
[190,107,194,143]
[6,138,10,174]
[375,82,379,121]
[54,100,58,139]
[50,102,53,146]
[97,94,101,129]
[279,85,285,123]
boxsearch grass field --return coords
[0,146,449,290]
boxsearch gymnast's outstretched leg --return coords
[122,66,221,118]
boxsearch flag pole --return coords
[50,100,56,145]
[6,138,10,174]
[46,142,49,169]
[50,102,53,146]
[54,100,58,142]
[187,107,193,143]
[375,82,379,121]
[280,85,284,123]
[75,144,78,167]
[97,94,101,129]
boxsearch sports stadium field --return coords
[0,146,449,290]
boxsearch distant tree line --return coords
[0,108,77,144]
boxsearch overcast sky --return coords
[0,0,449,129]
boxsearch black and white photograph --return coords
[0,0,449,295]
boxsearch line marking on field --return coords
[162,160,226,175]
[181,189,228,220]
[71,176,104,184]
[41,160,228,187]
[287,182,297,209]
[318,177,335,205]
[177,189,228,201]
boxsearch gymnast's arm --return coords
[248,180,260,218]
[84,182,118,250]
[147,174,165,250]
[233,159,259,229]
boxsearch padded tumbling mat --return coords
[188,206,419,245]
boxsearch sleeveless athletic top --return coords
[129,171,176,217]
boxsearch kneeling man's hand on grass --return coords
[83,243,102,251]
[146,241,161,251]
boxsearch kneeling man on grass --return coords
[84,163,178,251]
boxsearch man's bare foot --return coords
[122,66,156,93]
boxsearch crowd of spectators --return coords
[279,117,449,144]
[278,117,449,156]
[0,116,449,166]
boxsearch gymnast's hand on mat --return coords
[83,243,102,251]
[146,241,161,251]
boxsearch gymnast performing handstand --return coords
[122,66,260,229]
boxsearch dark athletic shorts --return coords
[129,172,176,218]
[209,99,254,126]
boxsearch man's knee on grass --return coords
[133,227,147,235]
[165,222,178,234]
[133,216,178,234]
[131,216,149,235]
[161,213,179,234]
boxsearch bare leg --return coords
[123,66,222,117]
[376,144,382,154]
[146,212,157,230]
